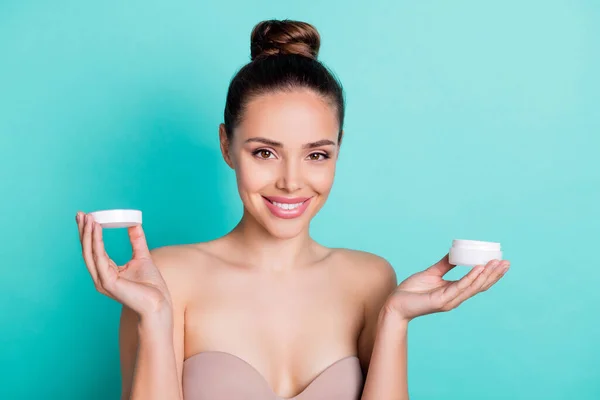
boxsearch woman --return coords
[75,19,510,400]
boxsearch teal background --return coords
[1,0,598,399]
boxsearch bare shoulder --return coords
[330,248,398,293]
[149,242,216,270]
[150,243,206,273]
[150,243,209,266]
[148,243,215,301]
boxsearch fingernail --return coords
[490,260,500,268]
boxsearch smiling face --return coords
[220,88,342,239]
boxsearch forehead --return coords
[236,88,339,145]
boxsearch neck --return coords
[227,208,316,272]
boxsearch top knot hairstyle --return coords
[250,20,320,61]
[223,19,345,143]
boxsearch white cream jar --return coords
[90,209,142,228]
[449,239,502,266]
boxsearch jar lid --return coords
[451,239,501,251]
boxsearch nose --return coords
[275,158,303,193]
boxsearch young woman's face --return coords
[221,88,341,239]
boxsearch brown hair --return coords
[223,19,345,143]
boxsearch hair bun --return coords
[250,19,320,61]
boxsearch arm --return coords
[356,257,408,400]
[118,248,186,400]
[77,215,190,400]
[360,308,409,400]
[359,254,510,400]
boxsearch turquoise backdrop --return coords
[1,1,598,399]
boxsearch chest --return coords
[183,265,363,359]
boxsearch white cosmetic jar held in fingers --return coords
[449,239,502,266]
[90,209,142,229]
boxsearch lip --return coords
[262,196,313,219]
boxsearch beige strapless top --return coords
[182,351,364,399]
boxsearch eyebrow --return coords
[245,137,336,149]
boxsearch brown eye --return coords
[308,152,328,161]
[253,149,275,159]
[260,150,272,158]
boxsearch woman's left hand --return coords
[384,254,510,322]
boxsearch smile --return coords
[261,196,313,219]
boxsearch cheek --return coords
[235,158,276,192]
[310,164,336,194]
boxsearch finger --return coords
[128,225,151,259]
[480,260,510,292]
[81,214,99,285]
[91,218,115,291]
[438,264,485,306]
[444,260,501,310]
[76,212,85,245]
[426,254,456,277]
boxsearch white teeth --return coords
[273,201,303,210]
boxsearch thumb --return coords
[128,224,151,259]
[425,253,456,277]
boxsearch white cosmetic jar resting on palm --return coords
[448,239,502,266]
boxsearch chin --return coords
[261,218,309,240]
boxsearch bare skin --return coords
[145,241,392,398]
[76,88,510,400]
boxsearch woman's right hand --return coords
[76,211,173,322]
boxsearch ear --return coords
[219,124,234,169]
